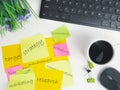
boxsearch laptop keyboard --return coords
[40,0,120,31]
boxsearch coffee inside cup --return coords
[89,40,114,64]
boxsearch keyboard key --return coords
[75,2,81,7]
[71,8,77,14]
[111,15,118,21]
[89,4,95,10]
[68,1,74,6]
[55,0,61,4]
[102,20,110,27]
[84,10,90,16]
[111,22,116,28]
[62,0,68,5]
[82,3,88,9]
[57,6,64,12]
[90,11,97,17]
[108,0,115,6]
[115,2,120,8]
[78,9,84,15]
[64,7,71,13]
[109,8,115,13]
[102,7,109,12]
[95,5,102,11]
[116,23,120,30]
[117,16,120,22]
[95,0,101,4]
[104,14,111,20]
[97,13,104,19]
[88,0,94,3]
[116,9,120,15]
[61,14,69,20]
[102,0,109,5]
[43,4,50,9]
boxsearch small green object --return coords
[88,61,94,69]
[87,78,95,83]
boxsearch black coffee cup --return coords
[88,40,114,64]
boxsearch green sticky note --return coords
[16,68,33,74]
[8,73,35,90]
[51,25,71,42]
[20,34,49,63]
[87,78,95,83]
[88,61,94,69]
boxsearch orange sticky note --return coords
[2,44,22,70]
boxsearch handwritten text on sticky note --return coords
[8,73,35,90]
[46,61,74,87]
[2,44,22,70]
[20,34,49,63]
[32,66,63,90]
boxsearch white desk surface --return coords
[0,0,120,90]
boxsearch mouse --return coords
[99,68,120,90]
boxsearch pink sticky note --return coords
[54,43,70,57]
[6,65,22,81]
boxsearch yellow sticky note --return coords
[46,60,74,87]
[20,34,49,63]
[32,66,63,90]
[2,44,22,70]
[46,38,68,61]
[8,73,35,90]
[51,25,71,42]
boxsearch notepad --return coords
[46,60,74,87]
[51,25,71,42]
[2,44,22,70]
[20,34,49,63]
[54,43,70,57]
[32,65,63,90]
[8,73,35,90]
[45,38,68,61]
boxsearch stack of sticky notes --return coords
[1,25,74,90]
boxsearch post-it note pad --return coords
[45,38,68,61]
[33,66,63,90]
[46,61,74,87]
[8,73,35,90]
[20,34,49,63]
[6,65,22,81]
[2,44,22,70]
[51,25,71,42]
[54,43,70,57]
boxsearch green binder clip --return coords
[87,78,95,83]
[88,61,94,69]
